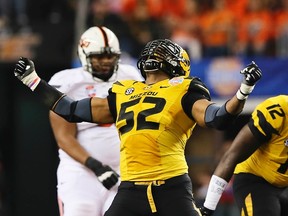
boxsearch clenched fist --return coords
[85,157,119,190]
[240,61,262,86]
[236,61,262,100]
[14,57,40,91]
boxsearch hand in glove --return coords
[199,206,214,216]
[14,57,40,91]
[237,61,262,100]
[85,157,119,190]
[240,61,262,86]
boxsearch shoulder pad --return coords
[188,77,211,100]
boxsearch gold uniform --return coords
[234,95,288,187]
[107,76,210,182]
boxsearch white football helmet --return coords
[78,26,121,80]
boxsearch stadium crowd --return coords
[1,0,288,60]
[1,0,288,61]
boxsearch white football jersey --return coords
[48,64,144,172]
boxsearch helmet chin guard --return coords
[137,39,190,78]
[78,26,121,80]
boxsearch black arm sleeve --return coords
[34,79,93,123]
[204,102,238,130]
[53,96,93,123]
[107,88,117,121]
[34,80,64,109]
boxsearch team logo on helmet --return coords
[79,38,90,48]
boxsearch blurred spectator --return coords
[226,0,248,20]
[26,0,76,26]
[200,0,237,57]
[86,0,132,57]
[274,0,288,57]
[105,0,123,13]
[120,0,166,58]
[121,0,163,19]
[235,0,274,57]
[161,0,187,18]
[0,1,43,61]
[166,0,202,61]
[0,0,30,35]
[27,0,75,65]
[122,0,186,19]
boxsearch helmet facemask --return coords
[137,39,190,79]
[82,49,120,81]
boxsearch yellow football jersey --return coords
[108,76,210,181]
[234,95,288,187]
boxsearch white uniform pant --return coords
[57,164,119,216]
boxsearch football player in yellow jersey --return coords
[14,39,262,216]
[201,95,288,216]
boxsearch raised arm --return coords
[14,57,114,124]
[192,61,262,129]
[225,61,262,113]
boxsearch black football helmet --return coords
[137,39,190,78]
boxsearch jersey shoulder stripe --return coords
[249,95,288,142]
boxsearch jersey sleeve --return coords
[107,80,141,121]
[248,98,285,143]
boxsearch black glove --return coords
[14,57,41,91]
[14,57,36,80]
[199,206,214,216]
[240,61,262,86]
[85,157,119,190]
[237,61,262,100]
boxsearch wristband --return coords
[85,157,102,170]
[203,175,228,210]
[236,83,255,100]
[21,70,41,91]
